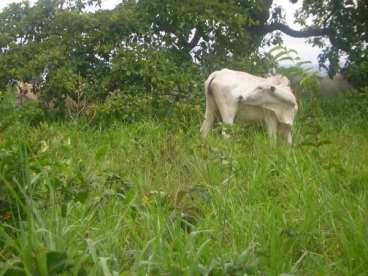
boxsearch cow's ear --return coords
[281,77,290,86]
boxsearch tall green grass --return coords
[1,94,368,275]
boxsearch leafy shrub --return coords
[345,60,368,89]
[83,45,204,125]
[110,44,203,98]
[87,89,203,129]
[87,91,154,125]
[40,67,92,111]
[14,102,46,126]
[0,89,47,130]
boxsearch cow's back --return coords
[210,69,264,95]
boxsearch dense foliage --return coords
[0,0,276,112]
[1,0,367,104]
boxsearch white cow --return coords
[200,69,298,144]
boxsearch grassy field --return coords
[1,95,368,275]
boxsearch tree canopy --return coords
[0,0,367,96]
[256,0,368,78]
[0,0,275,101]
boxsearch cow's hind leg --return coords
[278,123,293,145]
[201,95,217,138]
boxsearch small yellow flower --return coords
[142,195,150,205]
[40,141,49,153]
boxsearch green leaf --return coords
[47,251,73,275]
[296,61,312,67]
[75,191,89,204]
[4,269,27,276]
[277,56,294,62]
[269,45,286,54]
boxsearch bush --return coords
[81,44,204,125]
[87,91,154,125]
[0,89,47,130]
[87,89,204,128]
[345,60,368,89]
[110,44,203,99]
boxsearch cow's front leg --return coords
[218,103,238,139]
[264,113,278,144]
[278,123,293,145]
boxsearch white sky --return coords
[0,0,320,66]
[272,0,321,67]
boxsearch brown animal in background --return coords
[12,80,86,112]
[318,73,352,96]
[15,81,38,106]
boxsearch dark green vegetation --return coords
[1,87,368,275]
[1,0,368,275]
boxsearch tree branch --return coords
[249,22,329,38]
[189,27,203,49]
[250,22,352,53]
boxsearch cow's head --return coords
[253,82,297,107]
[254,84,277,94]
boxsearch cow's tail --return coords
[201,72,218,137]
[204,72,217,97]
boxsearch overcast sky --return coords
[0,0,320,66]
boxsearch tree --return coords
[252,0,368,77]
[0,0,275,92]
[0,0,134,90]
[133,0,273,70]
[1,0,367,84]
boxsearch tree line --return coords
[0,0,366,106]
